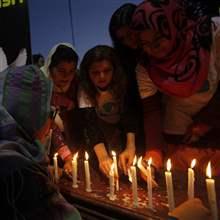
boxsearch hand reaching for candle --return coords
[138,157,158,188]
[99,155,113,177]
[63,155,73,176]
[94,143,113,177]
[169,198,211,220]
[119,146,135,175]
[183,122,211,144]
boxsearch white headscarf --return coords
[41,42,77,78]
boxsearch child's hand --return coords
[119,146,135,175]
[99,155,113,177]
[169,198,211,220]
[139,158,158,188]
[63,155,73,176]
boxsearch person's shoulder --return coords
[212,17,220,32]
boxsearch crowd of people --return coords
[1,0,219,219]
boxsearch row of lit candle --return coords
[53,152,218,220]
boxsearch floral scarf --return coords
[132,0,212,97]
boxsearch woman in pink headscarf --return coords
[131,0,220,173]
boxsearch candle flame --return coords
[133,155,137,166]
[167,159,172,171]
[148,157,152,167]
[206,161,212,178]
[137,156,142,168]
[54,152,58,158]
[112,151,116,157]
[73,152,78,161]
[85,151,89,160]
[191,159,196,169]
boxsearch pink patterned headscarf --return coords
[132,0,212,97]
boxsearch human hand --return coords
[63,155,73,177]
[144,150,163,169]
[183,123,211,144]
[169,198,211,220]
[119,146,135,175]
[138,156,158,188]
[98,155,113,177]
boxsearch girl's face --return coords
[89,60,113,90]
[139,30,172,59]
[116,26,139,49]
[50,61,77,90]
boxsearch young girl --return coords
[79,45,136,177]
[131,0,220,172]
[42,43,80,174]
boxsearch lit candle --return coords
[72,152,78,188]
[147,158,153,209]
[137,156,158,187]
[109,163,116,200]
[188,159,196,199]
[53,152,59,183]
[206,162,218,220]
[130,156,138,208]
[84,151,92,192]
[165,159,175,211]
[112,151,119,191]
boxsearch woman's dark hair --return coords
[49,44,79,70]
[80,45,126,105]
[109,3,136,47]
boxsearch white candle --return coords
[165,159,175,211]
[206,162,218,220]
[188,159,196,199]
[130,156,138,208]
[84,151,92,192]
[53,152,59,183]
[112,151,119,191]
[137,156,158,187]
[109,163,116,200]
[72,152,78,188]
[147,158,153,209]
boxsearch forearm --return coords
[126,132,135,150]
[94,143,109,162]
[142,93,165,151]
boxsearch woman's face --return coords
[89,60,113,90]
[50,61,77,90]
[139,30,172,59]
[116,26,139,49]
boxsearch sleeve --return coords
[77,86,93,108]
[120,93,137,134]
[52,126,71,161]
[213,17,220,79]
[136,63,158,99]
[142,92,165,151]
[193,18,220,128]
[83,107,105,149]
